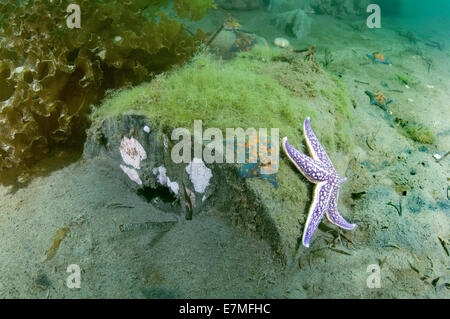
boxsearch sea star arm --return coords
[325,183,357,230]
[303,117,335,172]
[282,137,330,183]
[302,181,333,247]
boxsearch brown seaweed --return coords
[0,0,211,181]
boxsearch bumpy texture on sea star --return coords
[282,117,356,247]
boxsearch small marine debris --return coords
[328,246,353,256]
[354,79,369,85]
[183,183,195,220]
[384,243,400,249]
[106,202,134,209]
[438,236,449,256]
[273,37,290,48]
[424,39,443,51]
[366,52,391,65]
[387,200,402,216]
[407,260,420,274]
[365,91,392,111]
[408,98,414,103]
[365,136,375,150]
[45,226,70,262]
[143,125,150,133]
[119,221,177,233]
[426,84,434,89]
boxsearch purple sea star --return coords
[282,117,356,248]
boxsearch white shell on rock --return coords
[14,66,24,74]
[185,158,212,194]
[152,166,179,195]
[97,49,106,60]
[120,137,147,169]
[274,37,290,48]
[120,165,142,185]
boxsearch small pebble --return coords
[274,37,290,48]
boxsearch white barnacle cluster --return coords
[185,157,213,194]
[119,136,147,185]
[118,134,214,206]
[120,136,147,169]
[152,166,179,195]
[120,165,142,185]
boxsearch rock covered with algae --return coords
[0,0,213,177]
[83,51,358,266]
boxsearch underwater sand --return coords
[0,12,449,298]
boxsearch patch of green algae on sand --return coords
[93,50,357,259]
